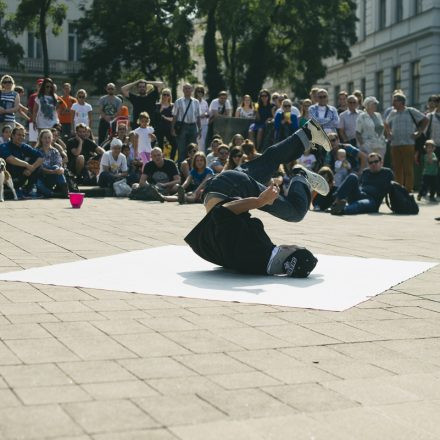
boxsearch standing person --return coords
[235,95,255,119]
[98,83,122,145]
[425,95,439,114]
[133,112,155,166]
[425,95,440,195]
[0,75,20,131]
[309,88,319,105]
[338,95,361,146]
[171,83,201,164]
[353,90,365,111]
[194,85,209,152]
[32,78,60,132]
[337,90,348,114]
[299,99,312,127]
[71,89,92,132]
[155,88,177,160]
[385,92,428,191]
[27,79,43,146]
[308,89,339,133]
[121,79,163,129]
[355,96,387,159]
[57,83,77,138]
[35,129,68,198]
[97,138,128,189]
[417,140,438,202]
[248,89,276,150]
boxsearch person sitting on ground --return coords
[36,129,68,198]
[334,148,352,187]
[206,138,222,167]
[417,140,438,202]
[241,139,261,162]
[312,166,336,211]
[223,147,244,171]
[98,138,128,189]
[0,126,43,198]
[133,111,155,166]
[135,147,180,197]
[296,145,317,171]
[325,132,367,175]
[211,144,229,173]
[330,152,393,215]
[274,99,300,142]
[229,133,244,148]
[121,143,141,186]
[0,125,12,144]
[180,143,198,180]
[50,126,68,165]
[66,123,105,179]
[101,124,129,151]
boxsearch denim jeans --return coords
[36,166,67,196]
[204,129,310,222]
[335,173,379,215]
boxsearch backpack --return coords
[385,181,419,215]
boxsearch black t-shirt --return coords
[66,137,99,161]
[185,202,275,275]
[128,88,159,124]
[360,167,394,203]
[142,159,179,184]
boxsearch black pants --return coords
[157,126,178,161]
[419,174,437,198]
[11,167,40,191]
[98,119,110,145]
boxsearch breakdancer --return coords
[185,120,331,278]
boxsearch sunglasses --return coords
[369,159,380,164]
[2,80,12,84]
[283,105,291,108]
[162,93,170,96]
[348,100,357,103]
[260,94,269,98]
[318,95,327,98]
[78,95,85,98]
[219,150,229,155]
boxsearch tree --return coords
[0,1,24,68]
[11,0,67,77]
[198,0,357,101]
[76,0,195,97]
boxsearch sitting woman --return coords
[180,143,198,180]
[274,99,299,142]
[235,95,255,119]
[223,147,244,171]
[241,139,261,162]
[36,129,68,198]
[229,133,244,148]
[248,89,276,150]
[312,166,336,212]
[210,144,229,173]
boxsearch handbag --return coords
[175,99,192,135]
[113,178,132,197]
[409,109,428,154]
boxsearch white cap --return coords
[110,138,123,149]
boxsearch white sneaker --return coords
[293,165,330,196]
[303,118,331,152]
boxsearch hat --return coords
[110,138,123,149]
[283,248,318,278]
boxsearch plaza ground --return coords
[0,198,439,439]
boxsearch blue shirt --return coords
[360,167,394,203]
[325,143,360,171]
[309,104,339,131]
[274,110,299,138]
[190,167,214,186]
[0,141,43,176]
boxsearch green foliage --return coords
[0,1,24,68]
[76,0,196,95]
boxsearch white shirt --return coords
[35,96,59,129]
[99,151,128,177]
[198,99,209,126]
[134,126,154,154]
[173,97,200,124]
[297,153,316,170]
[209,98,232,117]
[71,102,92,128]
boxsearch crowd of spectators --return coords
[0,73,439,216]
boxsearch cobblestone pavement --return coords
[0,198,439,440]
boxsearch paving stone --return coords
[146,376,222,395]
[137,316,198,332]
[41,301,93,313]
[0,389,21,407]
[0,323,51,340]
[170,420,258,440]
[228,349,305,371]
[261,324,340,345]
[42,322,106,339]
[280,345,352,363]
[174,353,253,375]
[7,313,59,324]
[53,312,107,322]
[92,429,178,440]
[209,371,281,389]
[119,357,195,380]
[81,380,158,400]
[0,363,73,387]
[15,384,91,404]
[90,319,152,335]
[315,360,394,380]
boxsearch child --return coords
[297,146,316,171]
[334,148,351,187]
[133,112,155,165]
[417,140,438,202]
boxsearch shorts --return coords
[28,122,38,143]
[249,122,266,132]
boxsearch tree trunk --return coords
[203,1,225,101]
[40,0,50,77]
[229,35,237,110]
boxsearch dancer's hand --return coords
[258,182,279,206]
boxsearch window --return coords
[395,0,403,22]
[392,66,401,91]
[68,23,82,61]
[360,78,366,97]
[334,85,340,107]
[411,61,420,107]
[347,81,354,94]
[361,0,367,39]
[414,0,423,14]
[27,32,42,59]
[375,70,384,111]
[379,0,387,29]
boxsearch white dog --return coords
[0,158,18,202]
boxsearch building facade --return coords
[323,0,440,110]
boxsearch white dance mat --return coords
[0,246,435,311]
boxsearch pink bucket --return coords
[69,192,85,209]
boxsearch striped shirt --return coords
[173,97,200,124]
[0,90,18,123]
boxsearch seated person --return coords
[101,124,129,151]
[274,99,299,142]
[180,143,198,180]
[66,123,105,178]
[121,143,142,186]
[98,138,128,189]
[206,138,222,167]
[137,147,180,196]
[36,129,68,198]
[211,144,229,173]
[223,147,244,171]
[330,152,393,215]
[296,146,317,171]
[334,148,351,187]
[0,126,43,198]
[325,132,366,174]
[0,125,12,144]
[312,166,336,211]
[242,139,261,162]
